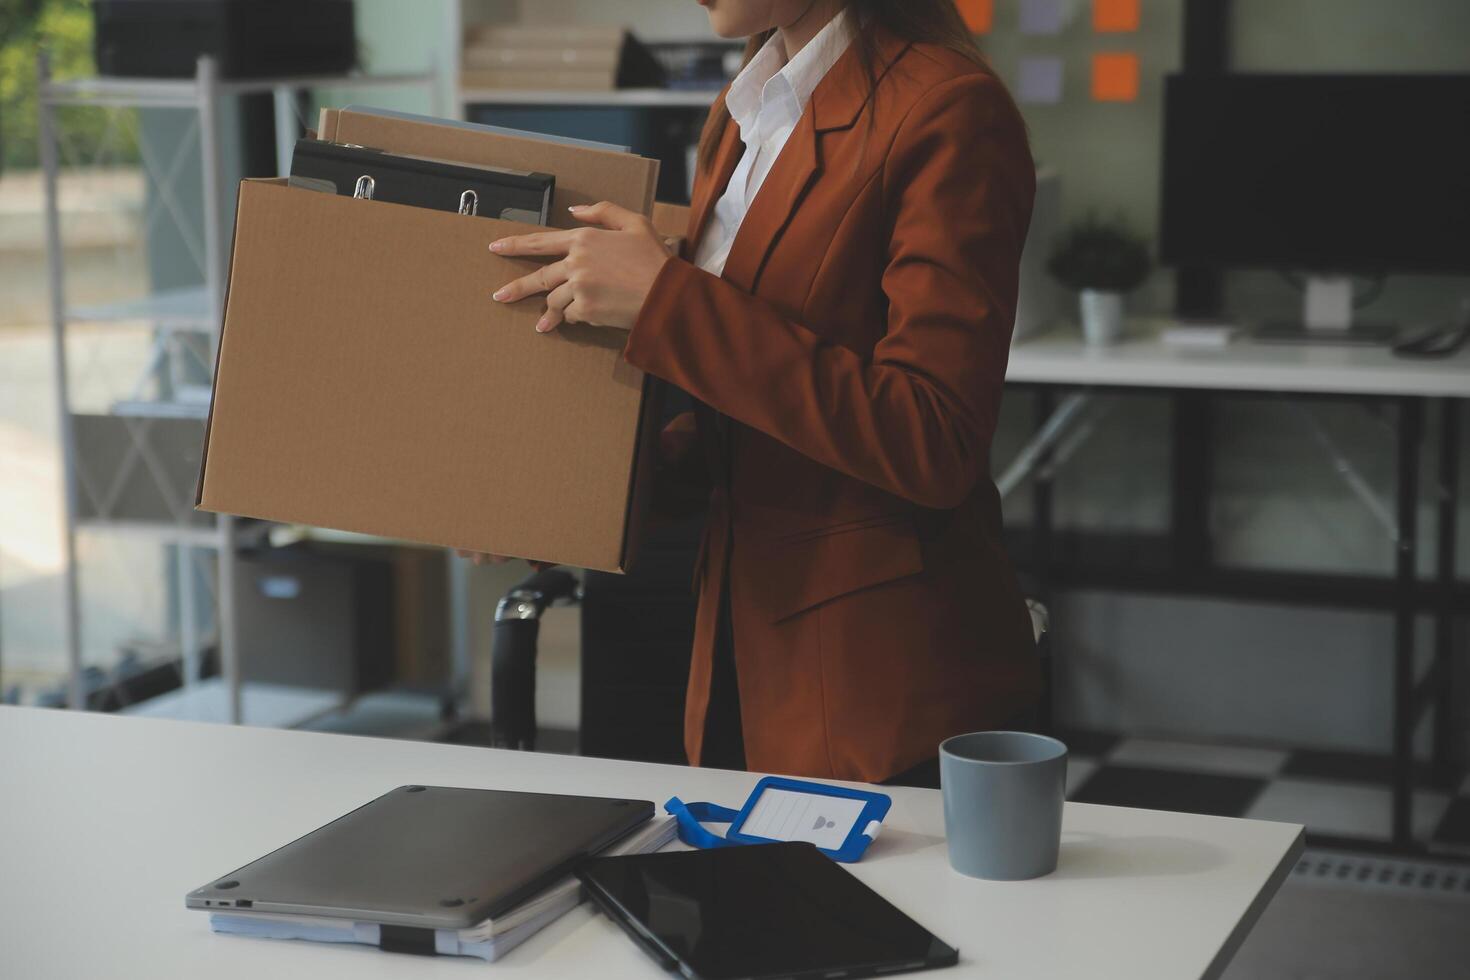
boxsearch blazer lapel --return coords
[718,111,820,295]
[718,25,913,295]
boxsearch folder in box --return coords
[288,138,555,224]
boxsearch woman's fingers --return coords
[489,229,577,256]
[537,282,575,333]
[493,260,567,303]
[567,200,641,231]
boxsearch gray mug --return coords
[939,731,1068,880]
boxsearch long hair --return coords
[696,0,988,172]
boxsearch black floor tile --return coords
[1433,797,1470,847]
[1282,749,1440,787]
[1056,728,1121,759]
[1070,765,1267,819]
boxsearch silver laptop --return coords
[186,785,653,929]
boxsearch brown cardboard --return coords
[318,108,657,226]
[459,25,664,93]
[651,201,691,250]
[197,115,662,572]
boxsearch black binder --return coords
[288,139,555,225]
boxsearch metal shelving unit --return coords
[39,53,439,725]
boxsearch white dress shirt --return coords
[693,12,856,277]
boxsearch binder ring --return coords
[353,175,375,200]
[459,190,479,217]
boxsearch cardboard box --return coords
[460,25,664,92]
[195,110,662,572]
[651,201,691,255]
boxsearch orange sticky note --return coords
[1092,52,1140,102]
[1093,0,1141,32]
[956,0,994,33]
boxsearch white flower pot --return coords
[1079,289,1125,346]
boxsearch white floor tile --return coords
[1065,758,1098,798]
[1246,778,1451,842]
[1108,737,1289,777]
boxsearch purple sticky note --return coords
[1016,56,1065,104]
[1020,0,1071,35]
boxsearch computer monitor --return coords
[1160,73,1470,341]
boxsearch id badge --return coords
[664,776,891,863]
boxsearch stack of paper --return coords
[210,816,677,962]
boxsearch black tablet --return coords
[576,841,958,980]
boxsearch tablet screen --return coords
[577,842,958,980]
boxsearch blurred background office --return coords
[1,1,1467,975]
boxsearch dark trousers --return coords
[699,579,747,771]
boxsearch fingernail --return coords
[567,204,586,212]
[489,240,504,252]
[492,287,509,301]
[535,317,551,332]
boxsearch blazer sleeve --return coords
[623,72,1035,510]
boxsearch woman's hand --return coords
[490,201,672,333]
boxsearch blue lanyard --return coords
[664,797,745,850]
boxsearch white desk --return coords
[0,707,1302,980]
[1007,319,1470,397]
[1001,320,1467,850]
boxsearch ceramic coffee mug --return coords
[939,731,1068,880]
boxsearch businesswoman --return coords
[486,0,1039,786]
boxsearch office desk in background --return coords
[0,707,1302,980]
[1007,319,1470,396]
[1003,320,1470,850]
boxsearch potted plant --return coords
[1047,216,1151,345]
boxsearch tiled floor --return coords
[1248,780,1451,843]
[1107,737,1289,777]
[1072,764,1269,819]
[1062,730,1470,853]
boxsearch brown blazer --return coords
[623,27,1040,783]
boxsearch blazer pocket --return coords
[754,516,924,624]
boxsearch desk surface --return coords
[0,707,1303,980]
[1007,320,1470,398]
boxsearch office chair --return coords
[488,567,579,750]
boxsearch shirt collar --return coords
[724,10,856,144]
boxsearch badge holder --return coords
[664,776,891,863]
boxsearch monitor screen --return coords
[1160,74,1470,275]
